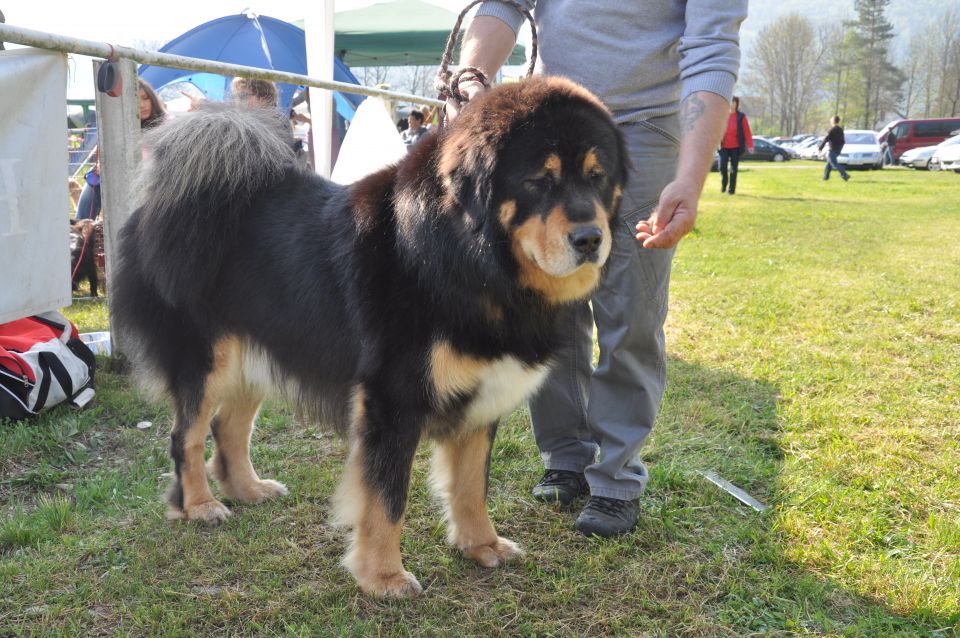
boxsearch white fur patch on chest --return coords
[462,356,551,427]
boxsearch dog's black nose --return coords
[569,226,603,255]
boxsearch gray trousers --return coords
[530,116,680,501]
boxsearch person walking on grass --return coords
[819,115,849,182]
[719,96,754,195]
[447,0,747,538]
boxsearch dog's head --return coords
[437,77,628,304]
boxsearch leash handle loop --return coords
[435,0,538,104]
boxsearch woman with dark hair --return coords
[138,77,167,129]
[76,78,166,221]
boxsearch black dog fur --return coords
[112,77,628,597]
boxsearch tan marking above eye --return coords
[499,200,517,229]
[533,153,561,180]
[582,149,604,177]
[544,154,561,176]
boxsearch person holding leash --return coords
[448,0,747,537]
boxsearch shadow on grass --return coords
[1,358,956,636]
[728,194,852,205]
[648,356,958,636]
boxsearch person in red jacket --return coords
[718,96,754,195]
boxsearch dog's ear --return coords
[436,126,499,216]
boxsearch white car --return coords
[795,137,822,160]
[901,135,960,170]
[931,135,960,172]
[836,130,883,169]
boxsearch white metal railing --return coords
[0,23,445,108]
[2,21,447,356]
[67,127,98,178]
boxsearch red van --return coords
[879,118,960,162]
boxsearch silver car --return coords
[904,135,960,170]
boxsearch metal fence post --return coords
[92,57,139,359]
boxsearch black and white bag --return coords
[0,311,96,420]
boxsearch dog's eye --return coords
[522,176,553,193]
[589,170,606,185]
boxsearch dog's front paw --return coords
[221,478,289,504]
[249,479,288,502]
[462,536,523,568]
[181,499,232,525]
[356,570,423,598]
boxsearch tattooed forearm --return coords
[679,94,706,134]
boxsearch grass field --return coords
[2,164,959,637]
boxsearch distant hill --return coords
[740,0,948,64]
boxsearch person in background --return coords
[230,77,280,109]
[76,78,166,221]
[819,115,849,182]
[883,128,897,166]
[718,96,754,195]
[401,109,430,148]
[449,0,746,538]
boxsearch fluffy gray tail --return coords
[131,104,297,307]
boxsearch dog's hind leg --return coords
[87,267,98,298]
[431,423,522,568]
[166,338,237,525]
[208,390,288,504]
[333,386,424,598]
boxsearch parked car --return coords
[878,117,960,162]
[899,134,960,170]
[801,137,828,160]
[836,130,883,169]
[792,137,821,159]
[744,138,791,162]
[930,135,960,172]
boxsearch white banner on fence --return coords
[0,48,70,324]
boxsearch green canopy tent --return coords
[324,0,526,67]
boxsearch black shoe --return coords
[842,174,850,182]
[531,469,588,505]
[574,496,640,538]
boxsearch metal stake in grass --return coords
[699,470,769,512]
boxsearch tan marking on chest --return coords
[430,341,552,426]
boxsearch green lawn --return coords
[2,164,959,637]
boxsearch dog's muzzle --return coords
[569,225,603,263]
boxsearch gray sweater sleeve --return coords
[678,1,747,102]
[475,1,530,36]
[476,1,746,119]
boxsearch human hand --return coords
[444,79,487,122]
[635,178,701,249]
[181,90,204,112]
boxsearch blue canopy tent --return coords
[138,13,365,120]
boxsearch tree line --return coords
[742,0,960,135]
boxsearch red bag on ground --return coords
[0,311,96,420]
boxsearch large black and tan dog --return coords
[112,77,627,597]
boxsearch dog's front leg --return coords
[431,422,523,568]
[333,388,424,598]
